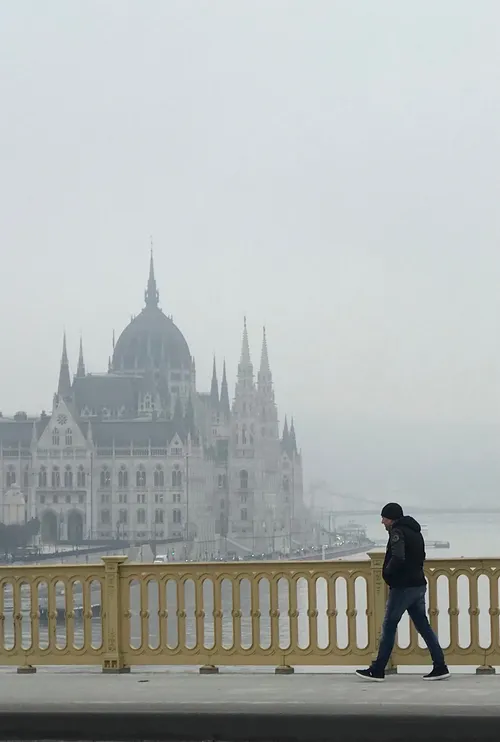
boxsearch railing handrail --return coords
[0,553,498,675]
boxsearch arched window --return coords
[118,466,128,488]
[282,476,290,493]
[77,466,85,487]
[242,425,247,444]
[6,467,16,487]
[154,466,164,488]
[51,466,60,488]
[39,466,47,488]
[23,466,29,488]
[137,508,146,524]
[65,428,73,446]
[100,466,111,488]
[64,466,73,488]
[154,509,164,524]
[171,468,182,488]
[52,428,60,446]
[239,469,248,490]
[118,509,128,525]
[136,466,146,487]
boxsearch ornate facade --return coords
[0,255,307,557]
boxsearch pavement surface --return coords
[0,669,498,714]
[1,670,499,741]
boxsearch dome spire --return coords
[144,239,159,308]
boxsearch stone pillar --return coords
[101,556,130,673]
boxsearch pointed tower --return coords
[290,417,298,455]
[232,317,257,453]
[282,416,290,446]
[257,326,278,442]
[57,333,72,401]
[258,327,271,390]
[220,360,230,419]
[210,356,219,408]
[239,317,252,375]
[144,247,159,308]
[76,336,86,378]
[233,317,255,416]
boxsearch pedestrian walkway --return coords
[0,670,499,742]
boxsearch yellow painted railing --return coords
[0,554,498,673]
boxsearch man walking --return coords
[356,503,449,682]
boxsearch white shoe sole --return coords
[355,671,385,682]
[423,673,451,681]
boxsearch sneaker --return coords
[423,665,450,681]
[355,667,385,682]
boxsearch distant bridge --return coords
[331,507,500,517]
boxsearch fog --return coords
[1,0,499,504]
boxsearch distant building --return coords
[1,485,25,526]
[0,254,308,556]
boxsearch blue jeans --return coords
[373,585,445,672]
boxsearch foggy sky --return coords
[1,1,499,505]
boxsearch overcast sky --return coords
[1,1,499,505]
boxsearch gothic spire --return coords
[144,244,159,308]
[220,360,230,418]
[282,415,289,443]
[210,356,219,406]
[76,336,86,378]
[290,416,297,453]
[259,326,270,376]
[57,333,71,399]
[238,317,253,377]
[239,316,251,367]
[258,326,273,396]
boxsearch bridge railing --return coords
[0,555,498,673]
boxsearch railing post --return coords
[102,556,130,674]
[369,552,396,674]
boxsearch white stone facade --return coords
[0,258,307,556]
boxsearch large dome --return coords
[112,254,192,372]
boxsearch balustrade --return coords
[0,555,498,674]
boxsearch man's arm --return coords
[384,527,406,575]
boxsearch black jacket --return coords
[382,515,426,588]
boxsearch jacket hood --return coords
[395,515,421,533]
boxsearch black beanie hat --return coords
[381,502,404,520]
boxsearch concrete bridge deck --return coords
[1,669,499,741]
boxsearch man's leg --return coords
[371,588,408,673]
[407,586,446,667]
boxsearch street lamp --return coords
[184,453,190,560]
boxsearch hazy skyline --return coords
[1,1,499,504]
